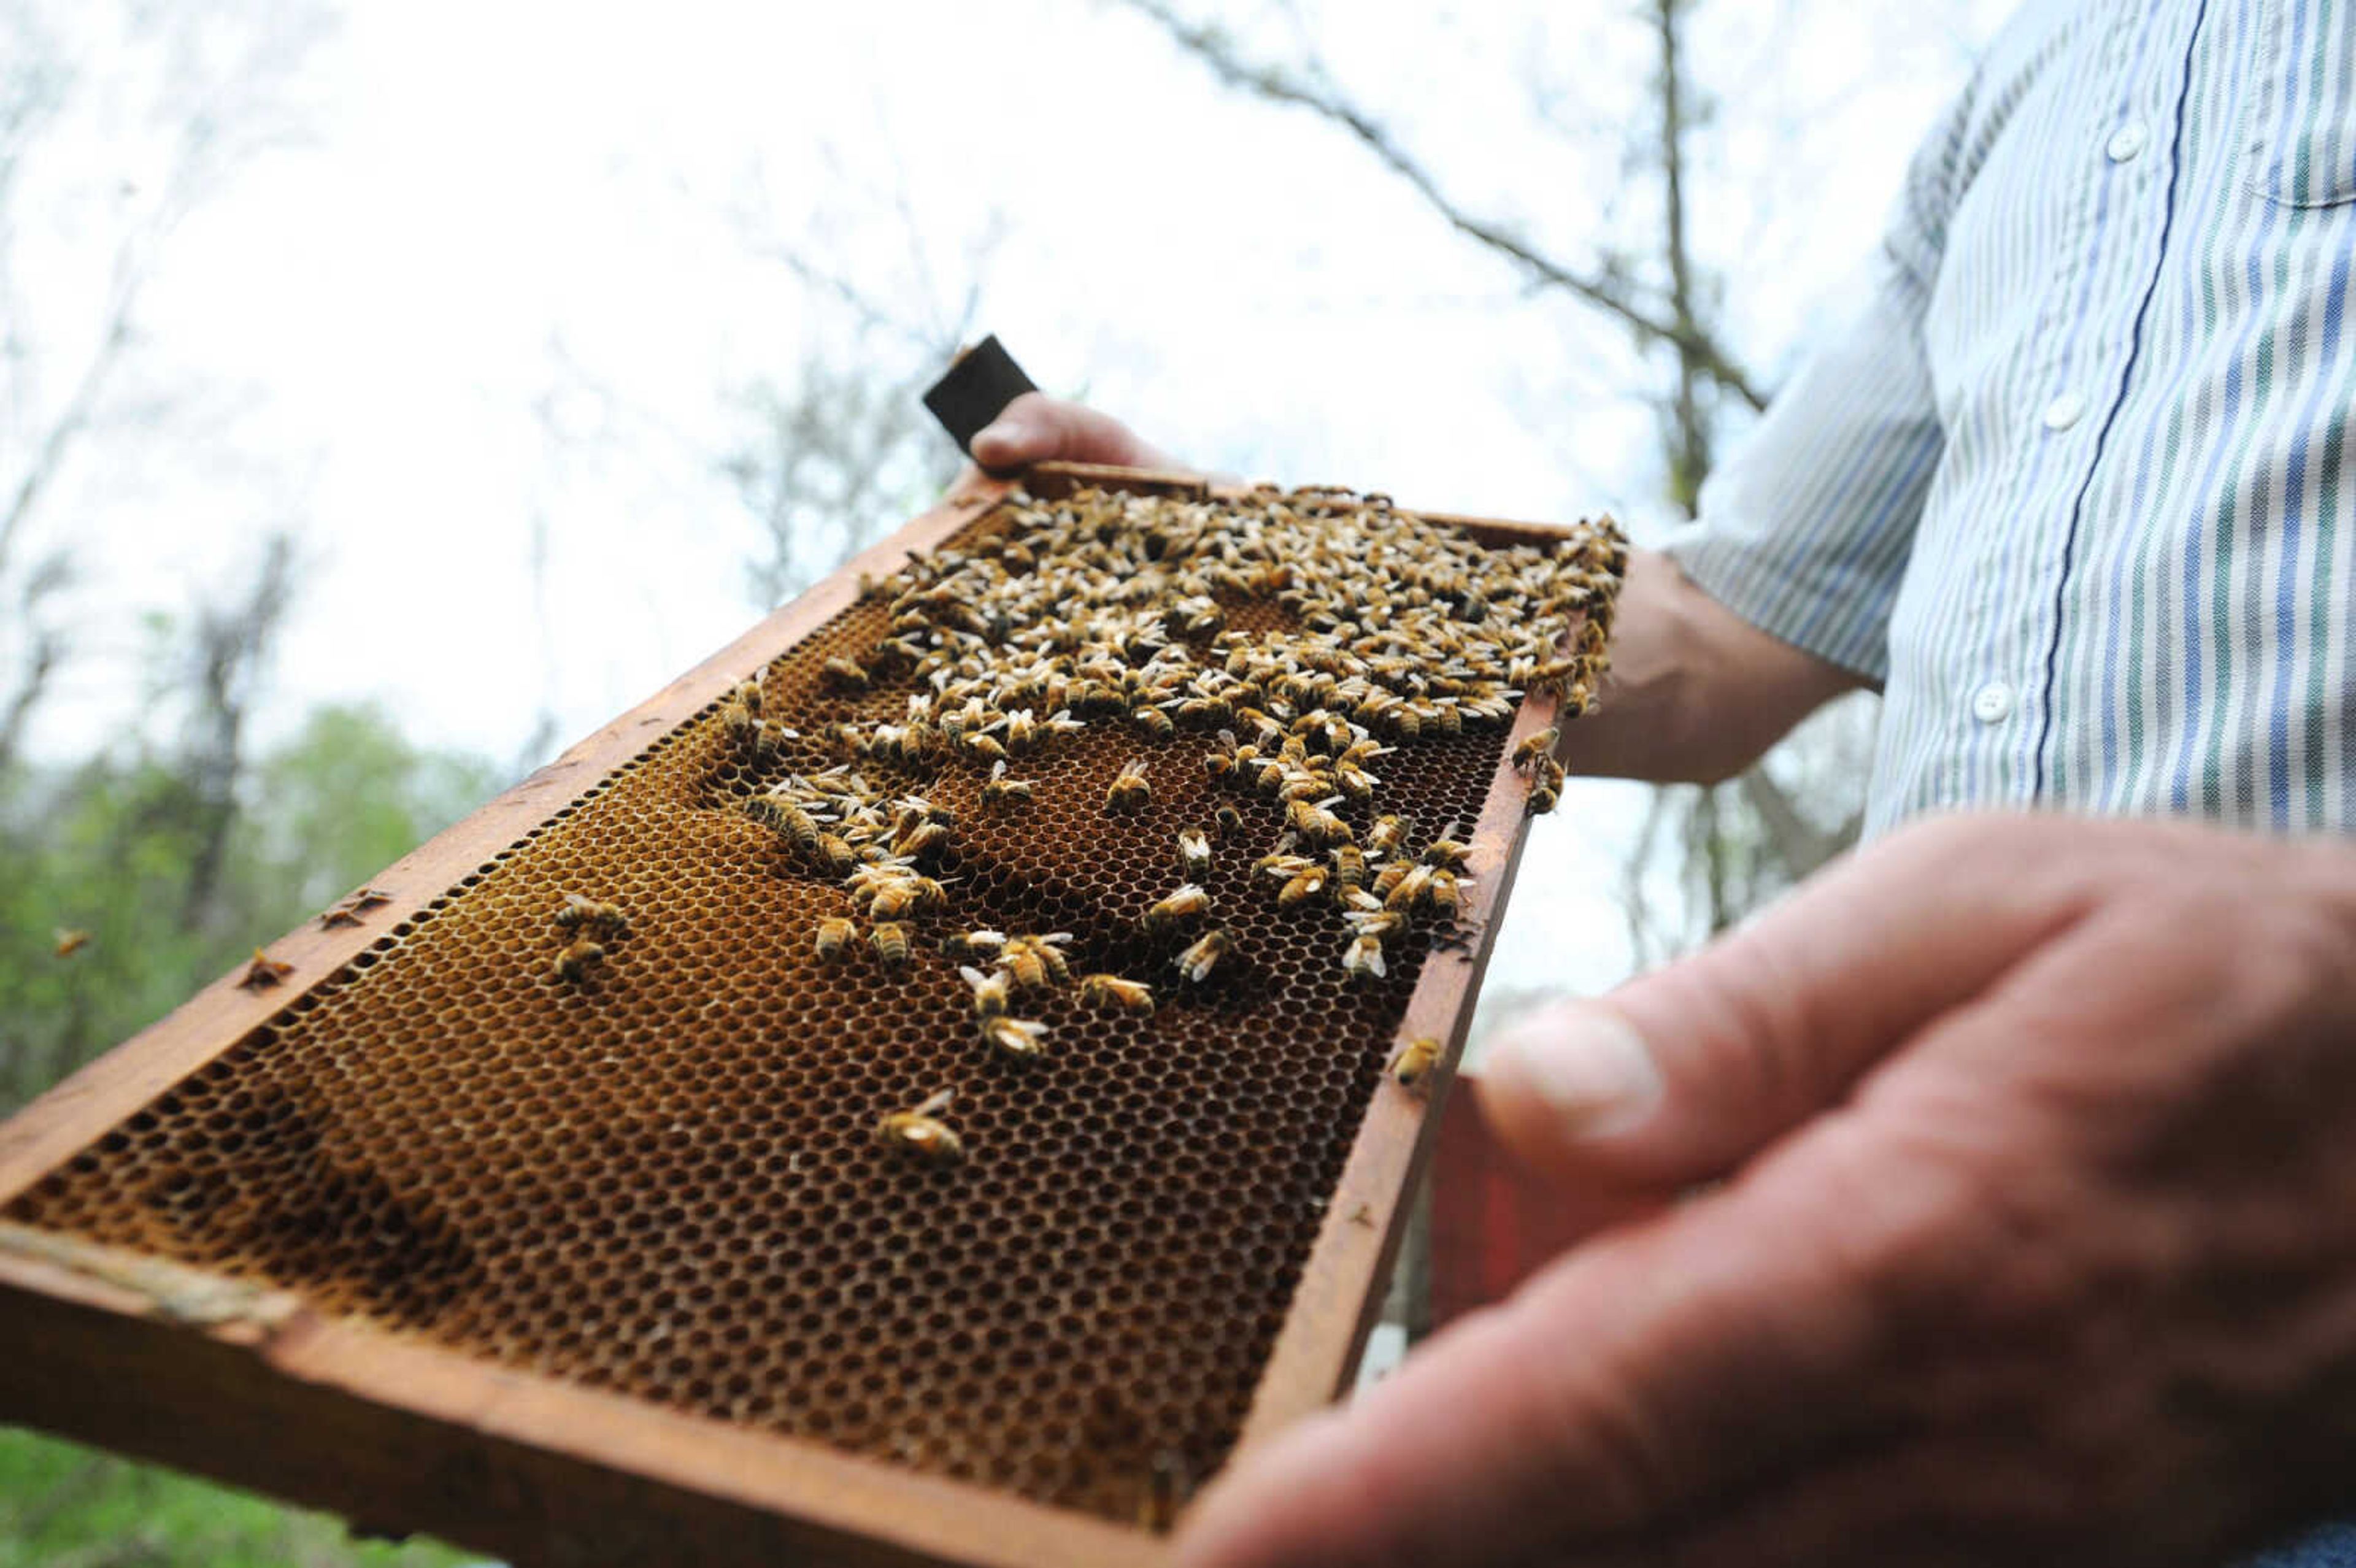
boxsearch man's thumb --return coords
[1480,815,2099,1191]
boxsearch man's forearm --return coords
[1561,548,1866,785]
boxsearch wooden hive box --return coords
[0,463,1620,1567]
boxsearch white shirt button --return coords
[1971,681,2015,724]
[2106,121,2149,163]
[2042,392,2087,432]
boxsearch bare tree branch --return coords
[1112,0,1769,412]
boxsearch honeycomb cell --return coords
[2,482,1620,1526]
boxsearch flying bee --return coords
[553,892,629,939]
[1176,828,1212,879]
[52,928,91,959]
[1342,932,1387,980]
[1277,866,1328,908]
[1288,796,1353,846]
[1133,705,1175,739]
[996,932,1073,989]
[877,1089,962,1166]
[1106,758,1153,813]
[982,759,1035,804]
[958,964,1011,1020]
[1078,973,1155,1015]
[1172,929,1234,985]
[980,1015,1050,1061]
[1368,813,1410,855]
[1144,884,1211,936]
[870,921,912,969]
[1214,804,1245,839]
[552,937,604,985]
[823,655,871,691]
[238,948,293,990]
[1389,1036,1444,1094]
[1512,727,1560,771]
[814,917,855,963]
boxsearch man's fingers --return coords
[967,392,1177,474]
[1175,1125,1914,1568]
[1480,814,2102,1193]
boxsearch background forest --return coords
[1,0,2000,1557]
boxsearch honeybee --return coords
[1334,761,1379,801]
[815,832,861,875]
[1420,831,1474,870]
[877,1089,962,1166]
[52,928,90,959]
[895,820,953,864]
[870,921,912,969]
[1139,1450,1191,1534]
[1342,932,1387,980]
[1528,756,1565,815]
[958,964,1011,1020]
[982,759,1035,804]
[1330,845,1368,894]
[1176,829,1212,879]
[823,655,871,691]
[745,797,825,857]
[1214,805,1245,839]
[996,932,1072,989]
[1144,884,1211,935]
[963,729,1008,762]
[1347,908,1411,945]
[1133,705,1175,739]
[1425,869,1469,919]
[1277,866,1328,908]
[1288,796,1353,846]
[1002,710,1039,754]
[1384,862,1436,913]
[1368,813,1410,855]
[554,893,629,939]
[1512,727,1560,771]
[1078,973,1155,1014]
[1389,1036,1444,1094]
[1172,929,1233,985]
[980,1015,1050,1061]
[552,937,604,984]
[814,917,855,962]
[1106,758,1153,813]
[237,948,293,990]
[942,929,1007,962]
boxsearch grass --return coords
[0,1428,480,1568]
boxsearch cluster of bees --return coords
[717,483,1620,1166]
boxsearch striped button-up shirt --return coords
[1671,0,2356,836]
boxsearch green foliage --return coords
[0,1429,474,1567]
[0,702,498,1113]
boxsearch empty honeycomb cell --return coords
[3,481,1620,1529]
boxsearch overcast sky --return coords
[9,0,2013,1001]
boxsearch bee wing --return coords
[914,1088,955,1117]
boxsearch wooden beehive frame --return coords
[0,463,1580,1567]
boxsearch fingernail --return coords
[1494,1005,1663,1138]
[971,418,1020,455]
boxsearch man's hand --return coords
[1177,815,2356,1567]
[963,391,1182,476]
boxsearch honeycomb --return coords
[5,483,1622,1532]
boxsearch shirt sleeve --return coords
[1663,90,1968,686]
